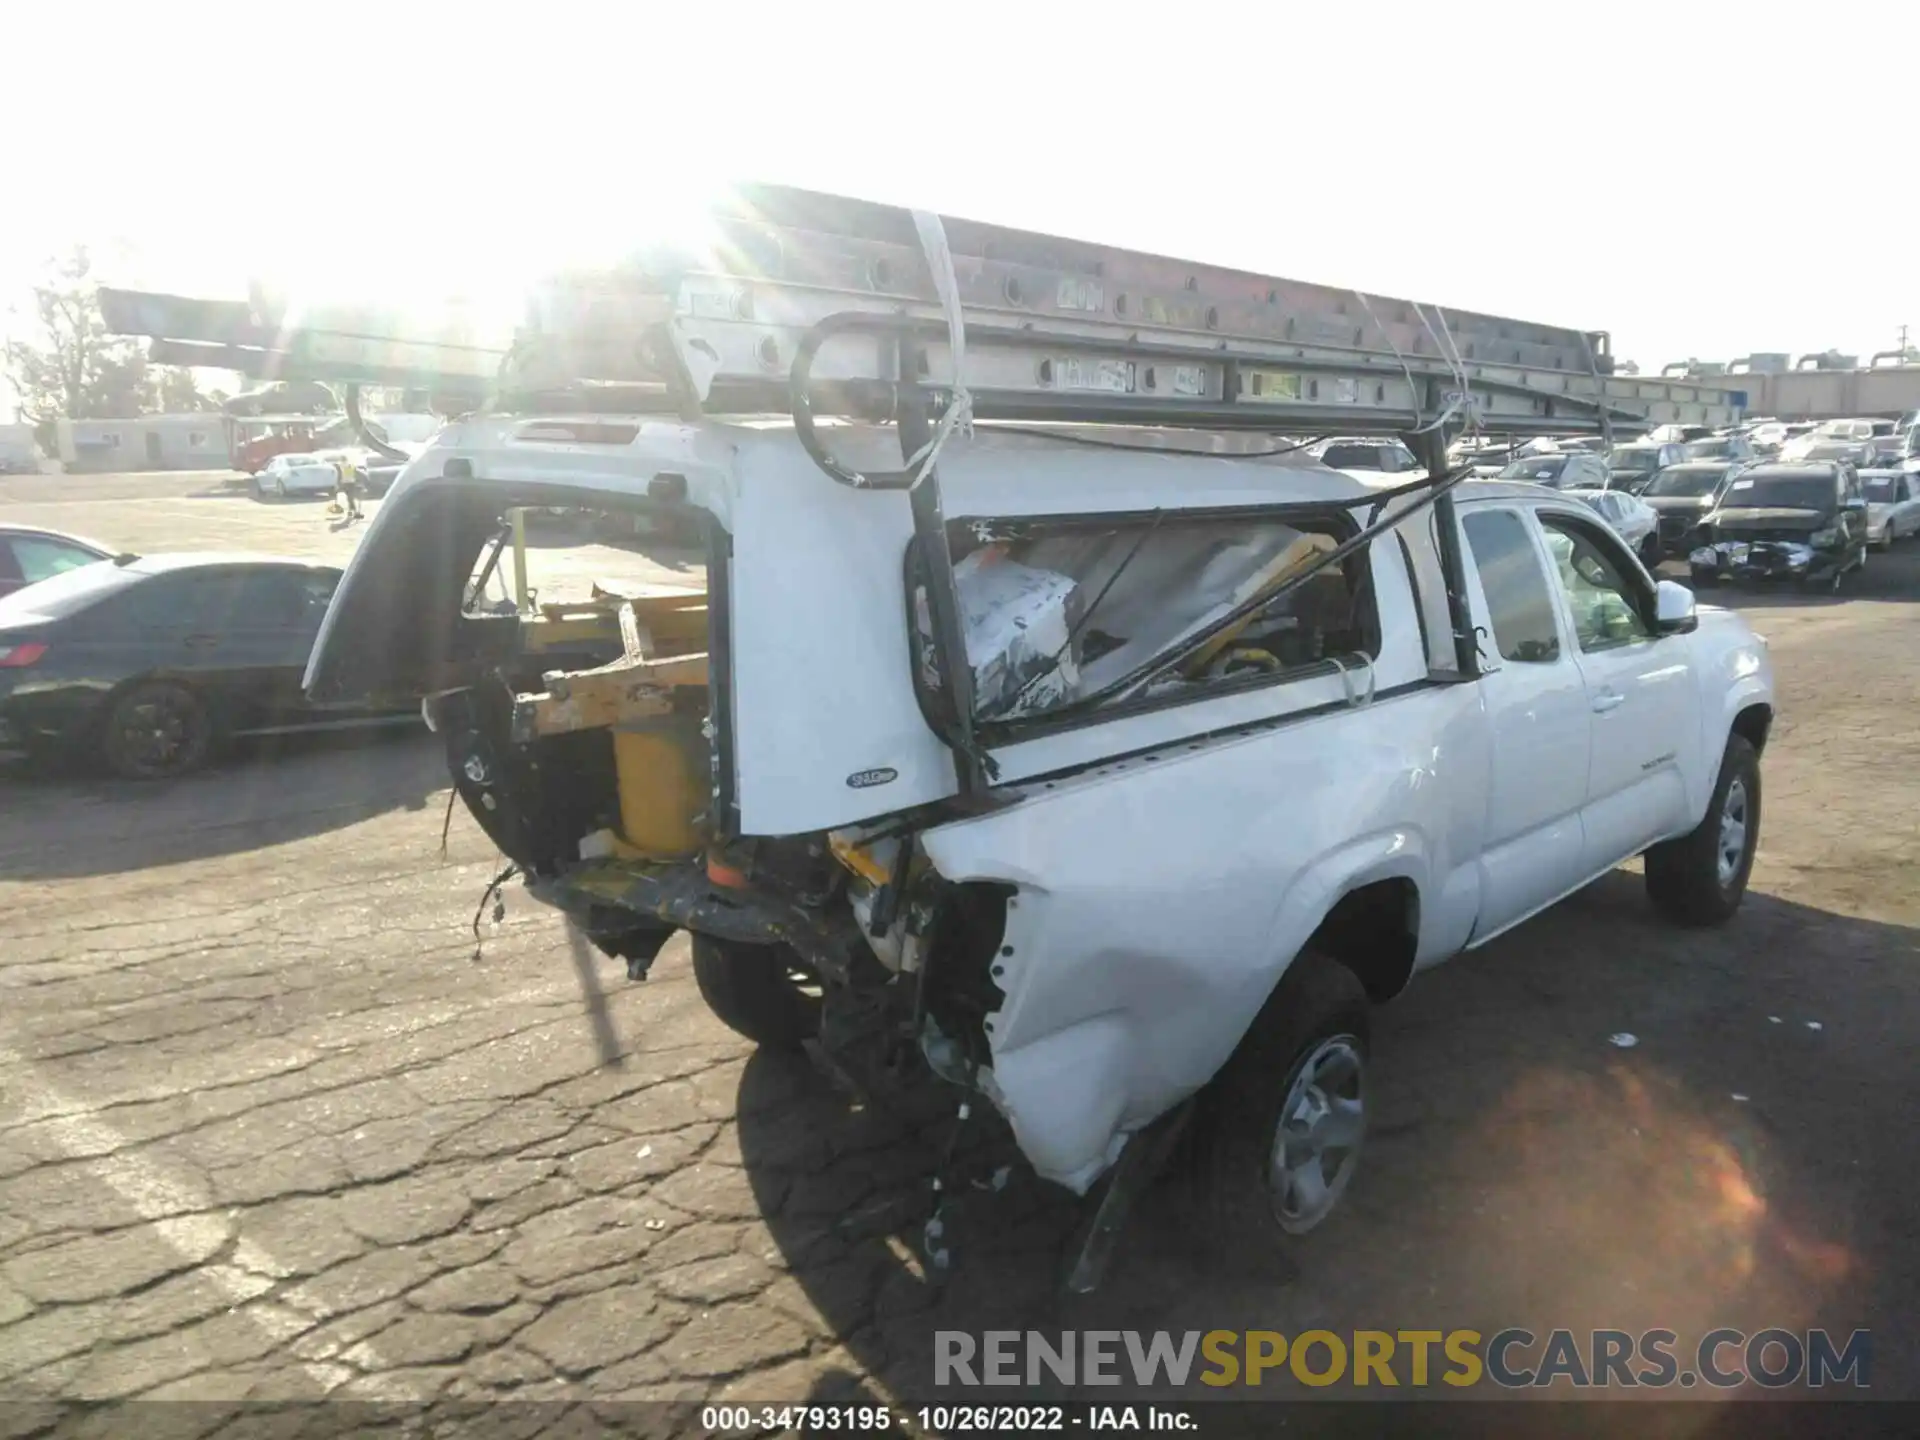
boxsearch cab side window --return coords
[148,570,307,632]
[1462,509,1561,664]
[1537,515,1653,651]
[228,570,314,629]
[156,573,257,631]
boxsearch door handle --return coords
[184,633,220,649]
[1592,689,1626,714]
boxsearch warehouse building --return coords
[52,414,231,472]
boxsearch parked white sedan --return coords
[1862,470,1920,549]
[1569,486,1659,560]
[252,453,342,501]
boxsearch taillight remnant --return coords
[0,642,47,668]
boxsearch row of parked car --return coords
[1173,426,1920,596]
[1438,415,1920,593]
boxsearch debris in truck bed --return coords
[952,548,1083,721]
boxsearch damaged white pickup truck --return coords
[304,418,1774,1265]
[107,183,1771,1285]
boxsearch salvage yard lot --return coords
[1,472,1917,1409]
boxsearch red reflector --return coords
[0,642,46,668]
[706,853,751,890]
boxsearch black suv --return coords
[1690,462,1870,591]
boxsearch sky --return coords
[5,1,1917,411]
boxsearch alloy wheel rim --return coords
[1268,1035,1366,1233]
[120,697,194,774]
[1717,778,1749,887]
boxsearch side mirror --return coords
[1654,579,1698,633]
[1843,496,1867,511]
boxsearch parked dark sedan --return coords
[0,553,416,778]
[1639,460,1747,556]
[1689,462,1870,592]
[0,526,115,598]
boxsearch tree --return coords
[2,247,150,423]
[153,365,218,413]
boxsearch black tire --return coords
[1644,734,1760,927]
[1804,564,1842,594]
[1187,950,1371,1239]
[100,681,214,780]
[689,933,822,1050]
[1689,566,1716,587]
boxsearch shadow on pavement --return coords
[185,476,260,499]
[734,873,1920,1402]
[0,726,442,882]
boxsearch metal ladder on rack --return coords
[101,182,1740,433]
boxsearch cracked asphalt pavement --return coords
[1,474,1917,1421]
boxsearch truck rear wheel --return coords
[1188,949,1371,1239]
[1644,734,1760,927]
[689,934,822,1050]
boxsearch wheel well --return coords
[1731,703,1773,755]
[1306,877,1419,1004]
